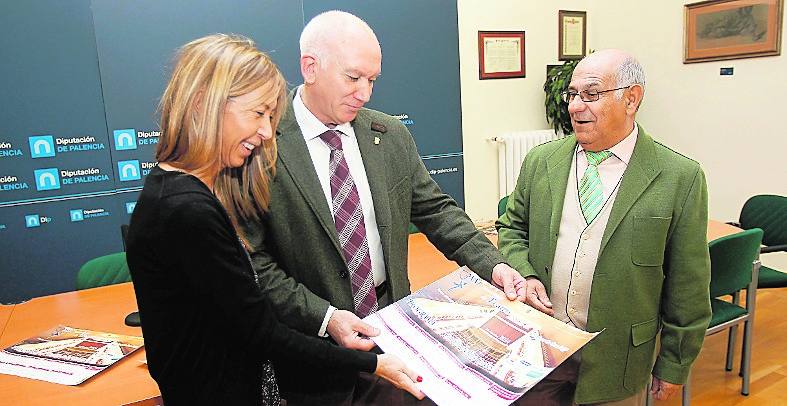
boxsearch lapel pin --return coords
[374,137,380,145]
[370,122,387,133]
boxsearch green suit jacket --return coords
[497,126,711,404]
[244,90,504,399]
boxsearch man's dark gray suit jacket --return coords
[245,91,505,401]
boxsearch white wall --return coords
[458,0,787,268]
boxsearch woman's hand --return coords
[374,353,425,400]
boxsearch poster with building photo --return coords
[364,267,598,406]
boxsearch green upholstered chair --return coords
[735,194,787,289]
[497,195,509,217]
[76,252,131,290]
[682,228,763,404]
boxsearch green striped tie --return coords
[579,150,612,224]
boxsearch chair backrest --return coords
[76,252,131,290]
[709,228,763,298]
[739,194,787,248]
[120,224,130,251]
[498,195,510,217]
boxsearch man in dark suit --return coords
[245,10,526,405]
[497,49,711,405]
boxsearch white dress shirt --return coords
[293,86,386,336]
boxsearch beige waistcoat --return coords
[550,156,621,331]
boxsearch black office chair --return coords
[119,223,139,326]
[121,224,130,251]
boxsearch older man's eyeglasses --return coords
[560,86,631,103]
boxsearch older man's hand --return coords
[521,276,554,316]
[491,263,527,300]
[326,309,379,351]
[651,376,682,401]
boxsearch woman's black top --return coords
[127,167,376,405]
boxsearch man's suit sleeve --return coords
[404,129,505,281]
[496,152,538,279]
[653,166,712,384]
[245,217,331,335]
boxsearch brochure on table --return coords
[0,325,144,385]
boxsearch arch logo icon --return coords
[34,168,60,191]
[113,129,137,150]
[25,215,40,228]
[70,209,84,222]
[118,160,141,181]
[28,135,56,158]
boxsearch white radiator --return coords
[495,129,562,199]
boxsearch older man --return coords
[245,10,526,405]
[497,49,711,405]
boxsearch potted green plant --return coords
[543,60,579,135]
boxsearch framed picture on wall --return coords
[478,31,526,79]
[558,10,587,60]
[684,0,784,63]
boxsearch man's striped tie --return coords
[579,150,612,224]
[319,130,378,318]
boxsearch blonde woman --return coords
[126,34,423,405]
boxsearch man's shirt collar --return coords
[293,85,356,140]
[577,122,638,165]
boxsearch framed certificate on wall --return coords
[478,31,526,79]
[559,10,587,60]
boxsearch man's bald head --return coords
[299,10,380,65]
[577,49,646,101]
[567,49,646,151]
[298,11,382,125]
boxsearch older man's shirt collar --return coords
[577,122,638,165]
[607,123,638,165]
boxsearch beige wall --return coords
[590,0,787,222]
[458,0,787,268]
[590,0,787,270]
[457,0,591,221]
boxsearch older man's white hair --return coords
[615,56,646,99]
[299,10,378,66]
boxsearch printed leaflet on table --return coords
[0,325,144,385]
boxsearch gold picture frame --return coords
[684,0,784,63]
[558,10,587,61]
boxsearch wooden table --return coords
[707,219,743,242]
[0,283,158,406]
[0,305,14,342]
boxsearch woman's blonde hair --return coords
[156,33,286,244]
